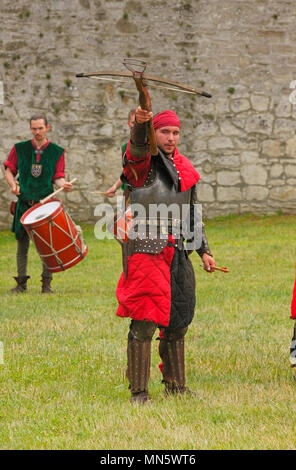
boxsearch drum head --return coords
[22,200,61,224]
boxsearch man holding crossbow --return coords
[77,59,218,403]
[115,105,216,403]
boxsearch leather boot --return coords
[10,276,30,293]
[127,337,152,403]
[161,336,186,395]
[159,330,194,396]
[41,276,53,294]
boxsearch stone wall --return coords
[1,0,296,230]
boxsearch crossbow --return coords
[76,58,212,157]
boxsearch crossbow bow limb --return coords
[76,59,212,158]
[76,61,212,98]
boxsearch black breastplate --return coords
[127,154,192,254]
[131,158,191,208]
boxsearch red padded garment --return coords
[116,242,175,326]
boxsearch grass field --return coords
[1,213,296,450]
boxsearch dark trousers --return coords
[16,231,52,279]
[128,319,188,343]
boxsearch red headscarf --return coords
[153,110,180,130]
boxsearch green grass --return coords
[1,214,296,449]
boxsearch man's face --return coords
[30,119,49,142]
[155,126,180,156]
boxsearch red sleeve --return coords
[53,151,65,182]
[4,145,18,175]
[122,141,151,187]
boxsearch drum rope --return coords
[64,211,84,256]
[30,224,65,270]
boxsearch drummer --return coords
[4,114,73,294]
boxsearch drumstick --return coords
[199,264,229,273]
[40,178,77,204]
[211,266,229,273]
[91,191,107,195]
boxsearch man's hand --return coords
[62,181,72,192]
[11,182,20,196]
[5,168,20,195]
[106,184,118,198]
[54,178,72,192]
[135,106,153,124]
[106,178,122,198]
[202,253,216,273]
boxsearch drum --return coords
[21,198,88,272]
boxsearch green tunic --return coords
[12,140,64,240]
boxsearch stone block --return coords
[274,119,296,136]
[98,123,113,138]
[201,160,214,174]
[270,164,283,178]
[196,183,215,202]
[261,139,282,158]
[241,151,259,163]
[195,120,218,137]
[208,136,234,151]
[215,98,230,114]
[245,113,273,135]
[250,94,270,112]
[200,172,216,183]
[242,186,269,201]
[270,186,296,201]
[287,178,296,186]
[275,97,292,117]
[234,136,260,150]
[285,164,296,177]
[230,99,250,113]
[286,137,296,158]
[227,84,249,98]
[217,171,241,186]
[65,191,83,204]
[241,164,267,185]
[213,154,240,168]
[217,187,242,202]
[220,119,245,137]
[192,139,207,152]
[269,179,285,186]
